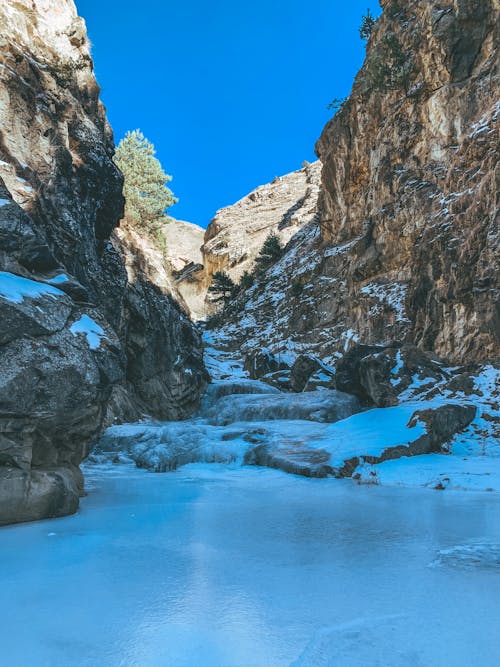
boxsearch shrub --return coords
[359,9,376,41]
[326,97,347,114]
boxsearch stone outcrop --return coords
[202,160,322,285]
[209,0,498,367]
[163,218,207,320]
[0,0,206,524]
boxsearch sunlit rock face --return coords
[211,0,498,366]
[316,0,499,362]
[201,161,321,284]
[0,0,206,524]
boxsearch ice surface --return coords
[203,389,360,426]
[70,314,106,349]
[0,270,64,304]
[1,464,499,666]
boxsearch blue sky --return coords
[75,0,380,228]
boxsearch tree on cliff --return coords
[359,9,376,41]
[208,271,237,305]
[254,233,284,275]
[114,130,177,241]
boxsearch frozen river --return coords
[1,463,499,666]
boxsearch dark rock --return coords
[290,354,321,392]
[244,349,290,380]
[335,343,393,402]
[244,443,333,478]
[260,370,293,392]
[336,343,447,406]
[0,467,80,527]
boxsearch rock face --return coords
[210,0,498,367]
[316,0,498,362]
[0,0,206,524]
[202,161,322,284]
[163,218,207,320]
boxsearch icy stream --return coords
[0,464,499,666]
[1,341,499,665]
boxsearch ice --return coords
[203,390,360,426]
[70,314,106,349]
[1,464,499,666]
[0,270,64,304]
[431,542,500,570]
[199,379,280,414]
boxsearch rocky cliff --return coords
[211,0,499,366]
[202,161,322,284]
[0,0,206,525]
[163,217,207,320]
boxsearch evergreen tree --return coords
[208,271,237,304]
[238,270,255,292]
[114,129,177,240]
[359,9,376,41]
[254,233,284,274]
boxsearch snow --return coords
[0,271,64,304]
[390,350,404,385]
[360,281,409,322]
[321,405,426,467]
[1,464,499,666]
[355,454,500,492]
[70,315,106,350]
[47,273,70,284]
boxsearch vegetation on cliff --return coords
[115,129,177,243]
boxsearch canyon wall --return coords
[212,0,499,366]
[0,0,206,524]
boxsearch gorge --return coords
[0,0,499,665]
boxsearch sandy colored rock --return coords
[211,0,498,367]
[202,161,321,284]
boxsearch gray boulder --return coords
[244,349,290,380]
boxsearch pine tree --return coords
[254,233,284,274]
[359,9,376,41]
[238,270,255,292]
[208,271,237,304]
[114,129,177,240]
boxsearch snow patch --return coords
[70,315,106,350]
[0,271,64,304]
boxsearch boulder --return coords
[336,343,448,406]
[244,443,333,478]
[261,370,293,392]
[243,349,290,380]
[0,273,124,524]
[290,354,322,392]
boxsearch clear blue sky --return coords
[75,0,380,228]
